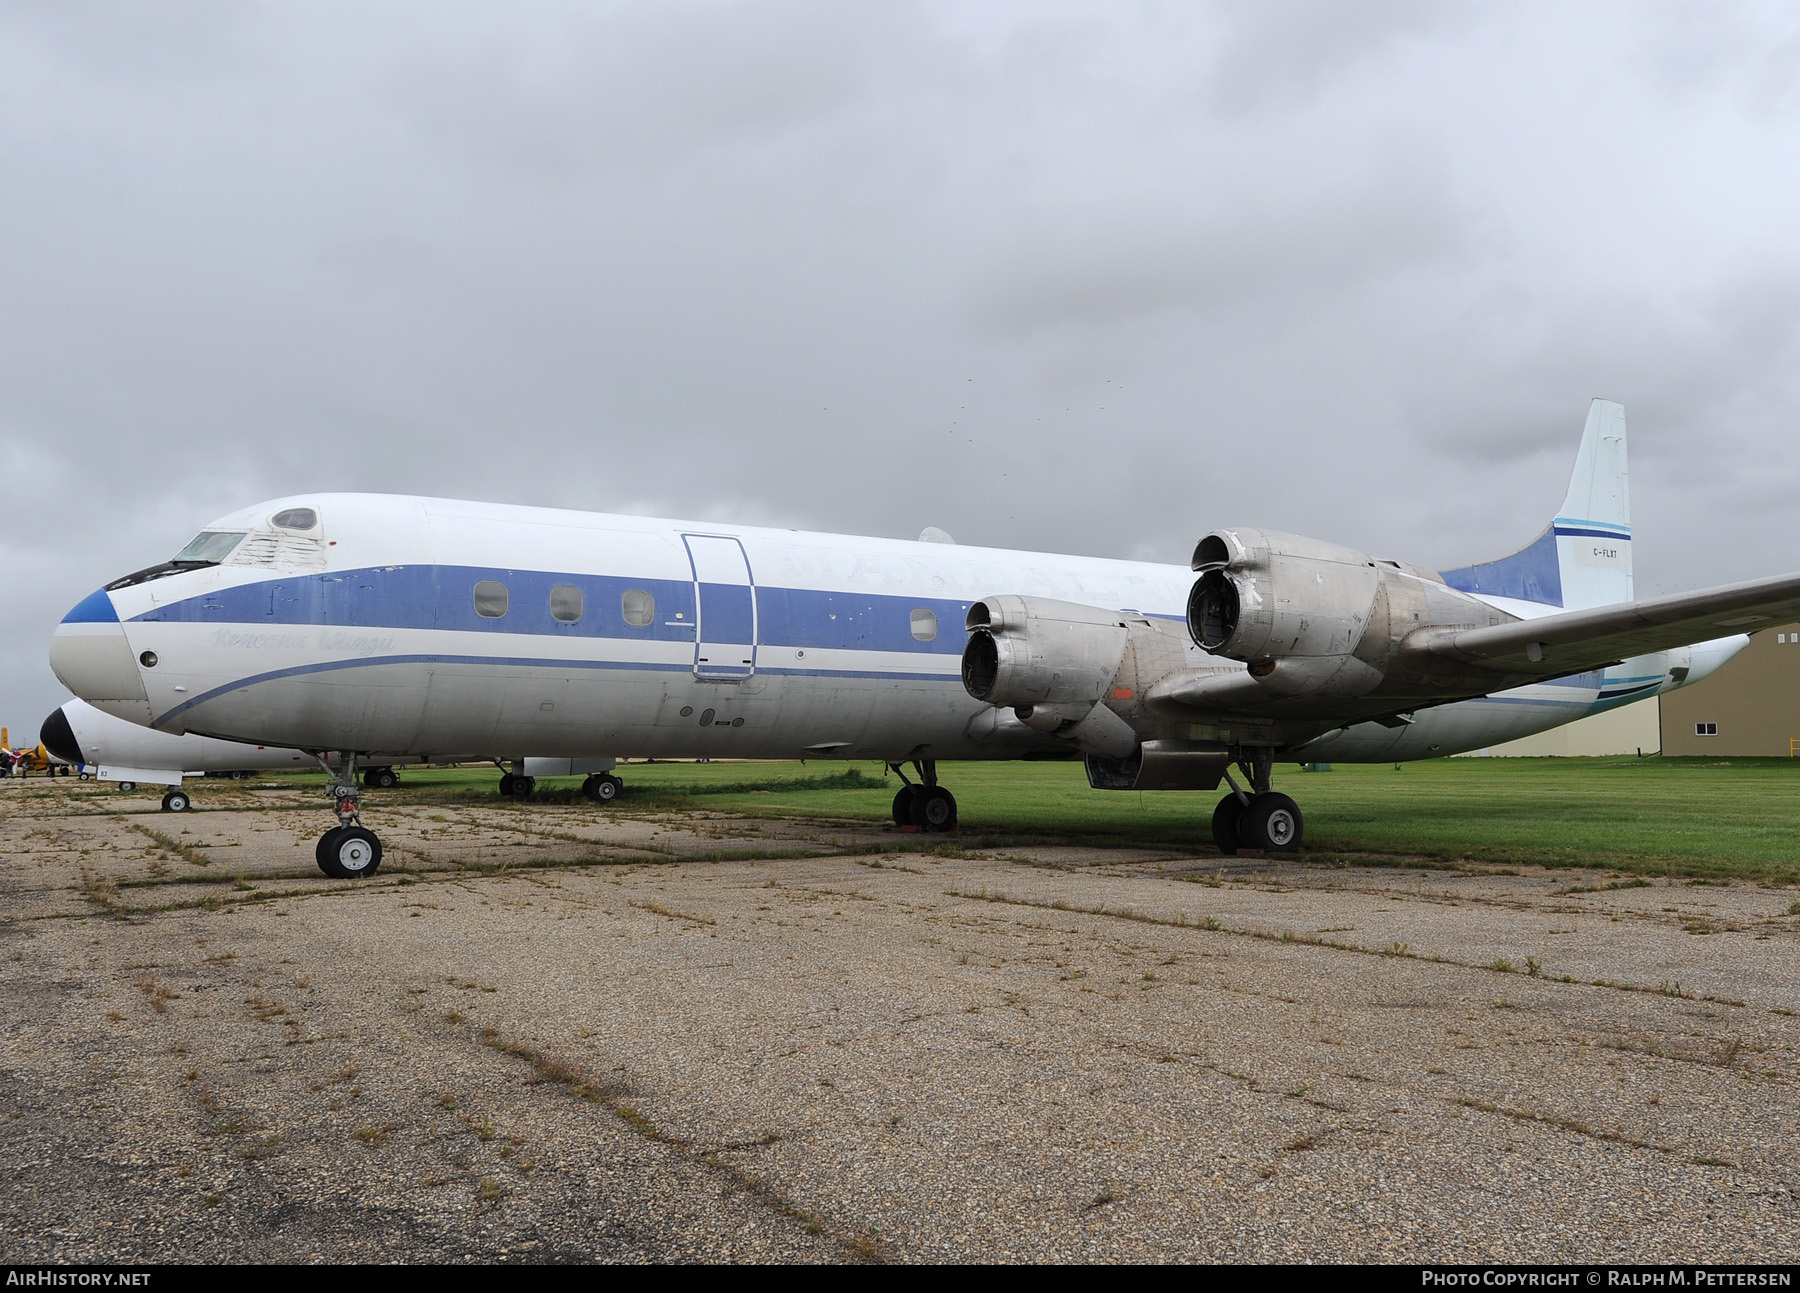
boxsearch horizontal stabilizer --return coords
[1414,569,1800,677]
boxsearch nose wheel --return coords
[316,826,383,878]
[312,753,384,879]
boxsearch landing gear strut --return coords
[888,759,957,831]
[1211,747,1303,856]
[313,753,383,879]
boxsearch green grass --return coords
[316,755,1800,884]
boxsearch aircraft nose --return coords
[39,706,86,765]
[49,591,153,724]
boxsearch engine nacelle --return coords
[962,596,1131,709]
[961,596,1140,756]
[1186,527,1390,699]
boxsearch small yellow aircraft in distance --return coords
[3,728,71,777]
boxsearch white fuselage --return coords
[50,494,1735,767]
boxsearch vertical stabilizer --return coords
[1552,399,1631,610]
[1440,399,1633,611]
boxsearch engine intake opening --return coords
[1187,570,1239,651]
[961,631,1001,700]
[965,602,993,631]
[1191,533,1232,571]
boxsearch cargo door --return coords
[683,534,756,680]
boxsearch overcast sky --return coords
[5,1,1800,732]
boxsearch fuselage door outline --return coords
[681,534,757,680]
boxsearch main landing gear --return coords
[160,787,191,813]
[361,766,399,790]
[888,759,957,831]
[313,753,383,880]
[582,772,623,803]
[1211,747,1304,856]
[495,763,625,803]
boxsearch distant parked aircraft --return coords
[49,401,1797,877]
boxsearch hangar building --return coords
[1659,623,1800,756]
[1476,624,1800,758]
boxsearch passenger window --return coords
[473,580,509,618]
[550,585,583,623]
[270,508,318,531]
[621,589,655,627]
[173,531,247,563]
[910,608,938,641]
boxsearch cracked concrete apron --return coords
[2,779,1796,1262]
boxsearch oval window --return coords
[473,579,509,618]
[270,508,318,531]
[621,589,655,627]
[910,608,938,641]
[550,584,583,623]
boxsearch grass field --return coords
[302,755,1800,885]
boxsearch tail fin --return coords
[1440,398,1632,611]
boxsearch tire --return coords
[1239,792,1304,853]
[891,785,917,827]
[118,781,137,793]
[507,775,535,800]
[497,773,515,797]
[319,826,382,879]
[368,767,398,790]
[583,774,620,804]
[315,826,345,876]
[161,789,191,813]
[911,785,958,832]
[1211,794,1243,856]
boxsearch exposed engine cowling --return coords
[962,596,1129,709]
[1187,527,1392,699]
[961,596,1139,756]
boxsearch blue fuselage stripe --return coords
[129,565,985,657]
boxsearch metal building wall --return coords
[1658,624,1800,757]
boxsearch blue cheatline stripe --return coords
[61,588,119,623]
[1553,516,1630,536]
[151,652,964,729]
[1553,527,1634,542]
[128,565,998,657]
[1597,682,1662,701]
[1462,694,1592,708]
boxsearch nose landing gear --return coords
[313,753,383,879]
[1211,746,1304,855]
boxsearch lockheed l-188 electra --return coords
[48,400,1800,878]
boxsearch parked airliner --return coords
[48,401,1800,878]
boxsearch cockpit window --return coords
[270,508,318,531]
[104,529,249,591]
[173,531,248,563]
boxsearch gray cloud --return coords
[4,1,1800,729]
